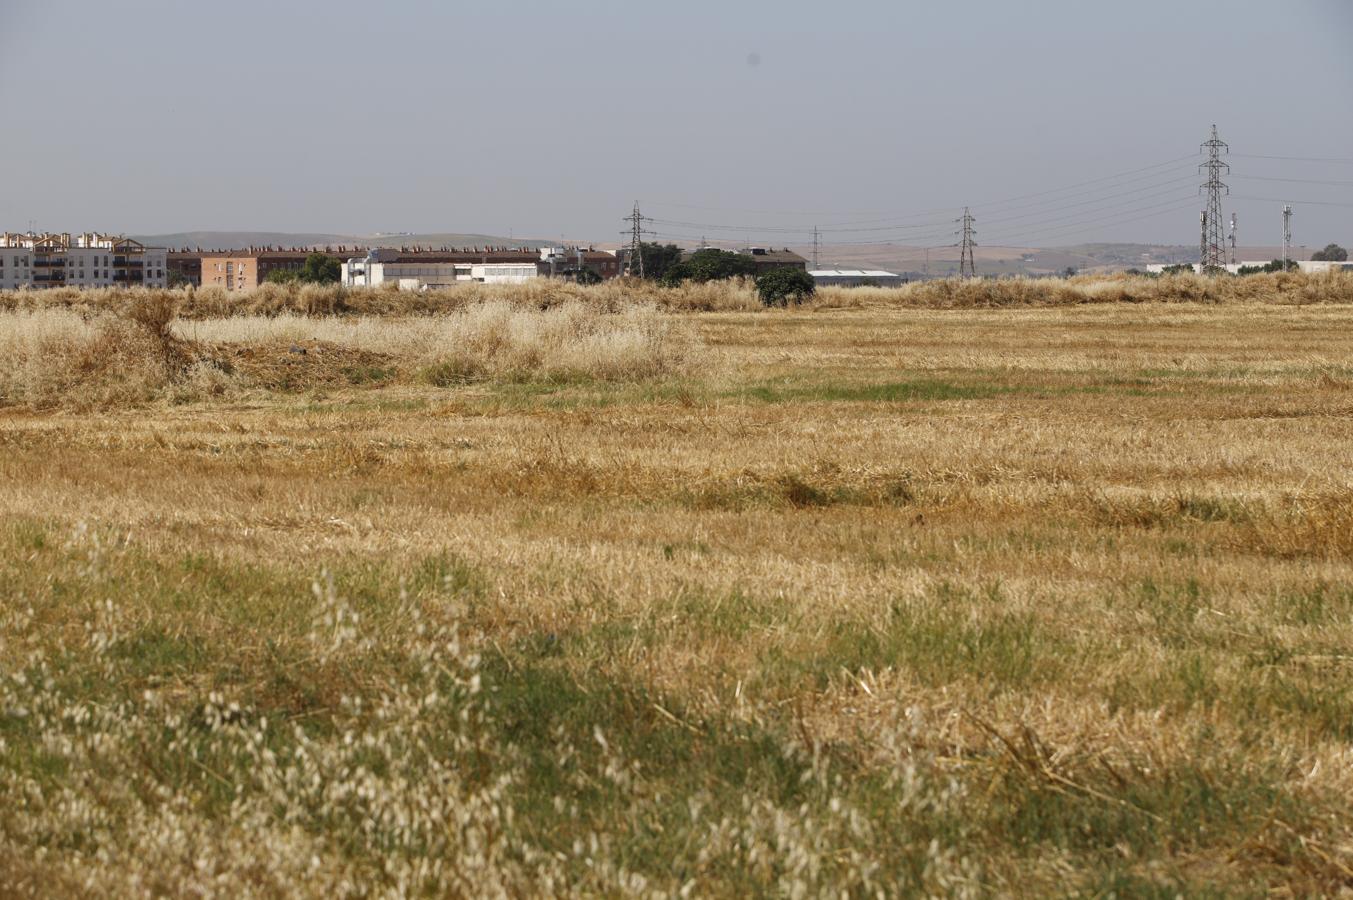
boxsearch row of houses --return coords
[1,230,826,291]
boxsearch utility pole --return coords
[956,208,977,278]
[1229,212,1237,265]
[1199,124,1229,273]
[621,201,650,278]
[1282,205,1293,266]
[811,226,820,270]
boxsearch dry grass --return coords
[1,269,1349,320]
[2,298,1353,894]
[0,299,699,408]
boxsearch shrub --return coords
[756,268,816,307]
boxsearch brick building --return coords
[199,249,360,291]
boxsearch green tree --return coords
[1310,243,1348,262]
[1237,259,1299,276]
[301,253,342,284]
[661,249,758,286]
[267,253,342,286]
[265,268,302,285]
[573,267,603,285]
[638,243,683,280]
[755,268,816,306]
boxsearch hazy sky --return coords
[2,0,1350,249]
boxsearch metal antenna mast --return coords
[811,226,820,270]
[1229,213,1238,265]
[1199,124,1229,272]
[621,201,651,278]
[1282,205,1293,266]
[956,208,977,278]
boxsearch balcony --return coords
[113,258,144,268]
[32,259,66,268]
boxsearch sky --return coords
[1,0,1350,250]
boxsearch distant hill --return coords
[132,231,556,251]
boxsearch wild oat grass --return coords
[0,299,700,409]
[1,269,1348,320]
[2,301,1352,894]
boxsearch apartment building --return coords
[0,232,167,290]
[200,250,305,291]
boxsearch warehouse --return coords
[809,268,906,287]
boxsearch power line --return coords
[977,198,1204,248]
[979,194,1201,244]
[1232,194,1353,209]
[644,152,1200,230]
[1231,174,1353,187]
[1231,153,1353,165]
[979,178,1199,228]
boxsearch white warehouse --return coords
[342,249,541,289]
[0,232,168,290]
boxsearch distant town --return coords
[1,227,1349,294]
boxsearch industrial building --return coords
[0,232,167,290]
[742,247,808,272]
[340,247,619,290]
[810,268,906,287]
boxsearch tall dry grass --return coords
[0,270,1348,319]
[0,299,700,409]
[815,269,1353,308]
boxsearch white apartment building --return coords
[0,232,168,289]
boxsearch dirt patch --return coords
[209,340,399,391]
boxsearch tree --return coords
[267,253,342,286]
[1310,243,1348,262]
[755,268,816,306]
[265,268,302,285]
[572,267,603,285]
[1161,264,1196,276]
[661,249,758,286]
[301,252,342,284]
[1237,259,1298,276]
[638,243,683,280]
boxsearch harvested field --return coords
[1,286,1352,895]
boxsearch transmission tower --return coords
[1282,205,1293,265]
[957,207,977,278]
[811,226,820,270]
[1229,213,1237,265]
[621,201,651,278]
[1199,124,1229,272]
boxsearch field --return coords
[2,277,1353,896]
